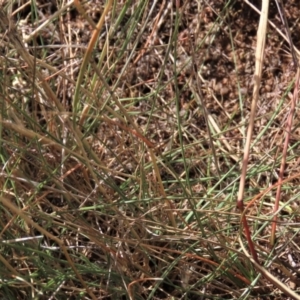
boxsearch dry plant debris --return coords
[1,0,300,299]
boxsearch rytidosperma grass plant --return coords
[1,0,300,299]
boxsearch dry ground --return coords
[1,0,300,299]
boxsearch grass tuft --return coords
[1,1,300,299]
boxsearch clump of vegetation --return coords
[1,0,300,299]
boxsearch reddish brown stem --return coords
[270,68,300,246]
[237,200,259,263]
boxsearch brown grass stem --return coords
[237,0,270,263]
